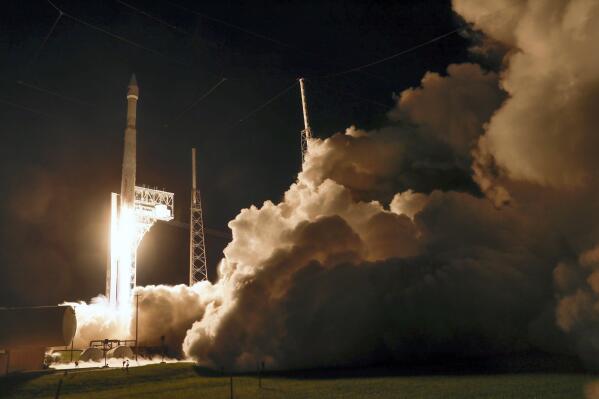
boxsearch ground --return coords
[1,362,597,399]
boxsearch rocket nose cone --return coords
[128,74,139,98]
[129,74,138,87]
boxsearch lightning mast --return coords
[299,78,312,163]
[190,147,208,285]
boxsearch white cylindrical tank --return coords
[0,306,77,348]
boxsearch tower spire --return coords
[190,148,208,285]
[299,78,312,163]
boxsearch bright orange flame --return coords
[109,205,139,319]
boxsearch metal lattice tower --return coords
[132,186,174,287]
[299,78,312,163]
[190,148,208,285]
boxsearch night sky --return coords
[0,0,470,306]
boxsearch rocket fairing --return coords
[121,74,138,209]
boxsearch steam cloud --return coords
[71,0,599,371]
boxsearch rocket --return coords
[107,74,139,307]
[107,74,174,306]
[121,74,138,209]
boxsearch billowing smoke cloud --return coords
[70,0,599,372]
[180,139,599,369]
[178,0,599,370]
[554,245,599,367]
[301,63,503,203]
[70,297,129,348]
[455,0,599,188]
[452,0,599,366]
[70,282,221,354]
[182,183,561,370]
[133,282,220,350]
[390,63,504,158]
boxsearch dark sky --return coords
[0,0,470,306]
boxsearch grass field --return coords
[1,362,597,399]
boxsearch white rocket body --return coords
[121,74,138,209]
[107,75,139,310]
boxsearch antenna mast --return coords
[299,78,312,163]
[189,148,208,285]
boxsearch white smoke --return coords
[69,282,220,353]
[68,296,129,348]
[70,0,599,372]
[52,357,181,370]
[455,0,599,188]
[453,0,599,367]
[390,63,504,157]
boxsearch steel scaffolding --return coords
[189,148,208,285]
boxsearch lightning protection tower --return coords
[299,78,312,163]
[189,147,208,285]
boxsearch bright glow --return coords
[109,203,159,319]
[107,188,174,319]
[154,204,171,219]
[52,357,184,370]
[108,193,119,307]
[115,205,136,318]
